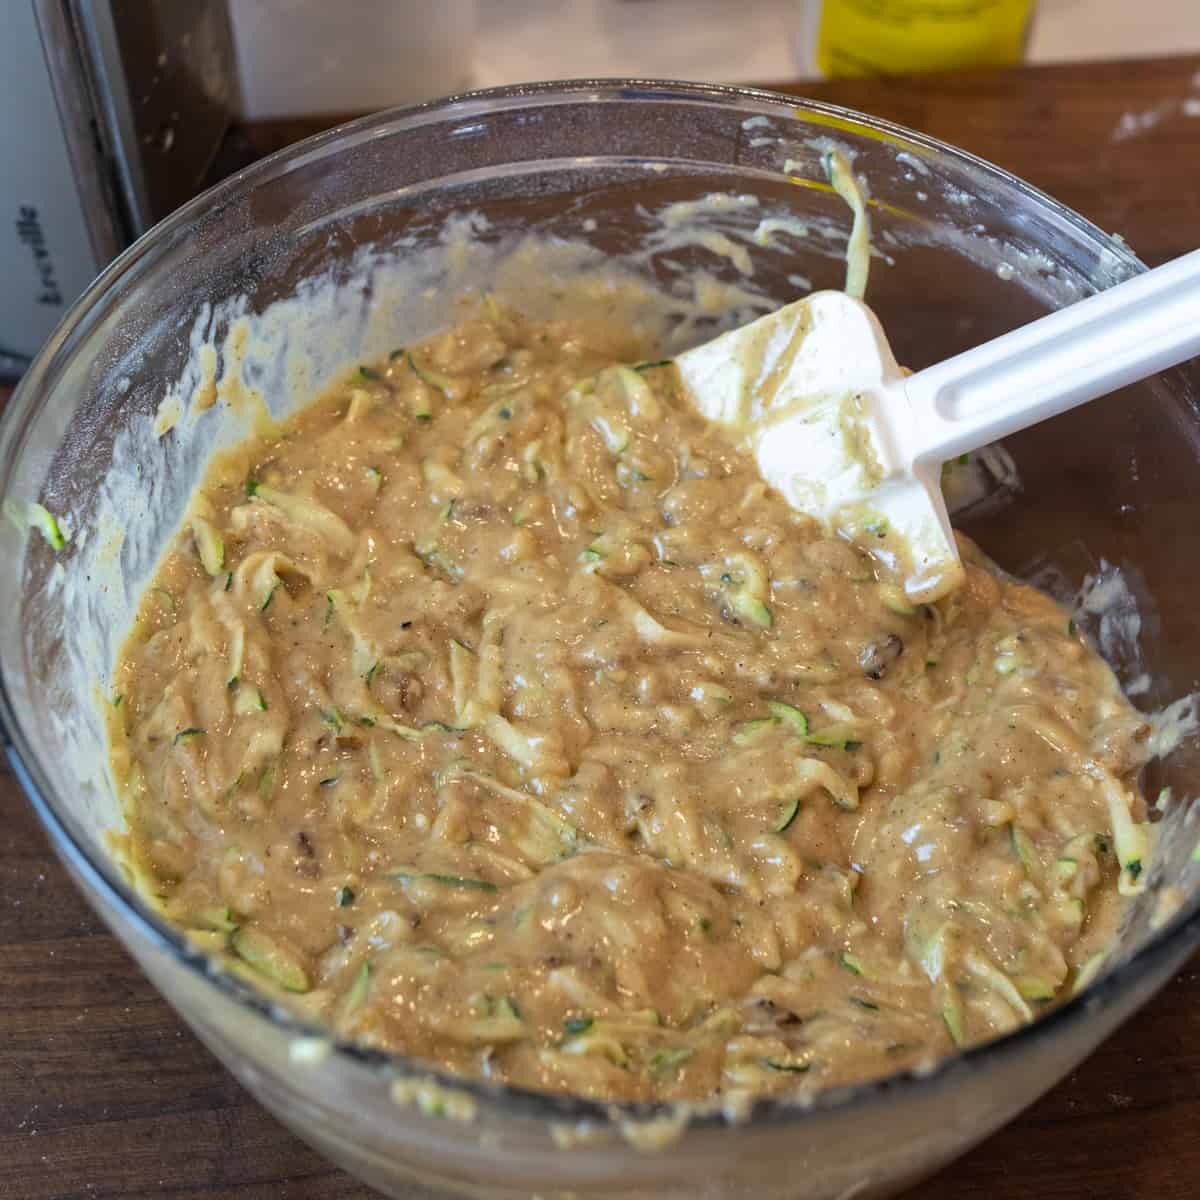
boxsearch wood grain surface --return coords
[4,53,1200,1200]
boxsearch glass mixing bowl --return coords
[2,81,1199,1200]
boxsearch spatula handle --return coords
[899,248,1200,467]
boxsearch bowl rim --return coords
[5,76,1198,1136]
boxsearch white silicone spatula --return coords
[675,248,1200,603]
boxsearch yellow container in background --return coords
[814,0,1036,77]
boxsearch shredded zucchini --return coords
[941,987,966,1047]
[448,639,476,726]
[251,484,355,556]
[774,797,801,833]
[1085,760,1150,895]
[964,950,1033,1022]
[407,352,456,399]
[457,768,578,863]
[1072,951,1107,996]
[794,758,859,811]
[231,927,311,993]
[338,962,372,1019]
[767,700,809,737]
[5,500,68,550]
[1009,825,1040,876]
[191,515,224,575]
[823,148,870,301]
[701,553,772,629]
[389,869,498,893]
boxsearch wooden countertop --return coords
[4,53,1200,1200]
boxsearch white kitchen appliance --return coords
[1,0,237,376]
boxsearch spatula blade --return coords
[676,291,963,602]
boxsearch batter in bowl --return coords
[111,300,1152,1104]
